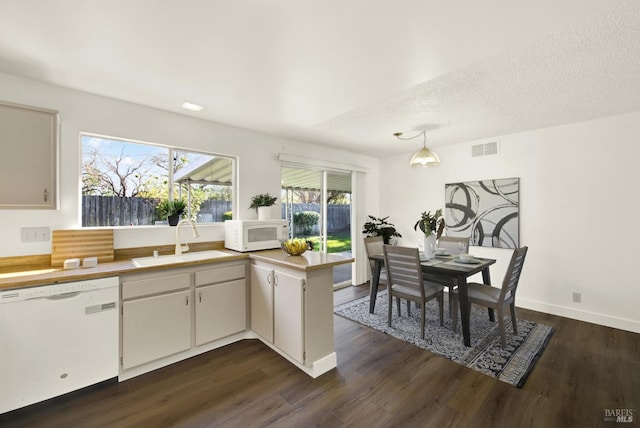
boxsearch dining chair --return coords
[437,236,469,255]
[383,245,444,339]
[364,236,387,288]
[424,235,470,316]
[452,246,529,347]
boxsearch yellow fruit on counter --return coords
[282,238,307,255]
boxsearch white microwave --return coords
[224,219,288,252]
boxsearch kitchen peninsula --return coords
[0,244,353,414]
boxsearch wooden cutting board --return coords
[51,229,114,267]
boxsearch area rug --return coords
[334,292,554,388]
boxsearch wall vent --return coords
[472,141,499,157]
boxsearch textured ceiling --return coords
[1,0,639,158]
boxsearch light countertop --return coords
[0,249,353,291]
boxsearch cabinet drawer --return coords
[195,264,245,286]
[122,272,191,300]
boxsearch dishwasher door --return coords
[0,277,119,414]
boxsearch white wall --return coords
[381,111,640,333]
[5,70,636,333]
[0,72,380,272]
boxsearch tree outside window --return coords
[81,134,234,227]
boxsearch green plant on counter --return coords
[249,193,278,213]
[157,199,187,217]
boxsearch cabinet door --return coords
[195,279,246,346]
[122,290,191,369]
[0,101,58,209]
[250,265,273,342]
[274,271,305,364]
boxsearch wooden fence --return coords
[82,196,349,232]
[82,196,159,227]
[82,196,232,227]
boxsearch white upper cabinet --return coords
[0,100,59,209]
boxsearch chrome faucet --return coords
[175,219,200,255]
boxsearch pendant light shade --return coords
[393,131,441,167]
[409,146,440,167]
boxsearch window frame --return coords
[80,132,237,228]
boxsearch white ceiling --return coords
[2,0,639,158]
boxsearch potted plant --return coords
[414,209,445,257]
[249,193,278,220]
[157,198,187,226]
[362,215,402,244]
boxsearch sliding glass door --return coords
[281,166,352,288]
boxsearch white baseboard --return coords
[518,298,640,334]
[120,330,337,382]
[119,331,251,381]
[248,331,337,378]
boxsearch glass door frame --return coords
[280,163,353,287]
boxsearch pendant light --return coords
[393,131,440,167]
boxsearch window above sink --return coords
[81,133,236,227]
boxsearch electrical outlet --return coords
[20,227,51,243]
[572,292,581,303]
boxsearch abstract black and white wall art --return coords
[445,178,519,248]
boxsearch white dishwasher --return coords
[0,276,119,414]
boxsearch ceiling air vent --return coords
[471,140,499,157]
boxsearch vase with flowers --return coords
[414,209,445,258]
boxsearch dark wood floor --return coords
[2,284,639,427]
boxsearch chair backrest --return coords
[383,245,424,298]
[437,236,470,255]
[499,246,529,301]
[363,236,384,275]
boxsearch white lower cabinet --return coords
[122,289,191,370]
[250,259,336,377]
[120,261,247,375]
[250,264,274,342]
[195,280,245,346]
[251,264,305,364]
[273,270,305,364]
[119,256,336,379]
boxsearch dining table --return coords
[368,252,496,347]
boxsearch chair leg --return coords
[420,300,426,339]
[406,299,411,316]
[452,294,459,332]
[447,287,454,318]
[497,307,506,348]
[510,303,518,335]
[396,296,401,316]
[388,292,393,327]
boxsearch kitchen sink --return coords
[131,250,230,267]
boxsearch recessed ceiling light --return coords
[181,101,206,111]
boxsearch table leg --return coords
[369,260,382,313]
[457,275,472,347]
[482,267,495,322]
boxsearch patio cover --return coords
[281,167,351,192]
[173,156,233,186]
